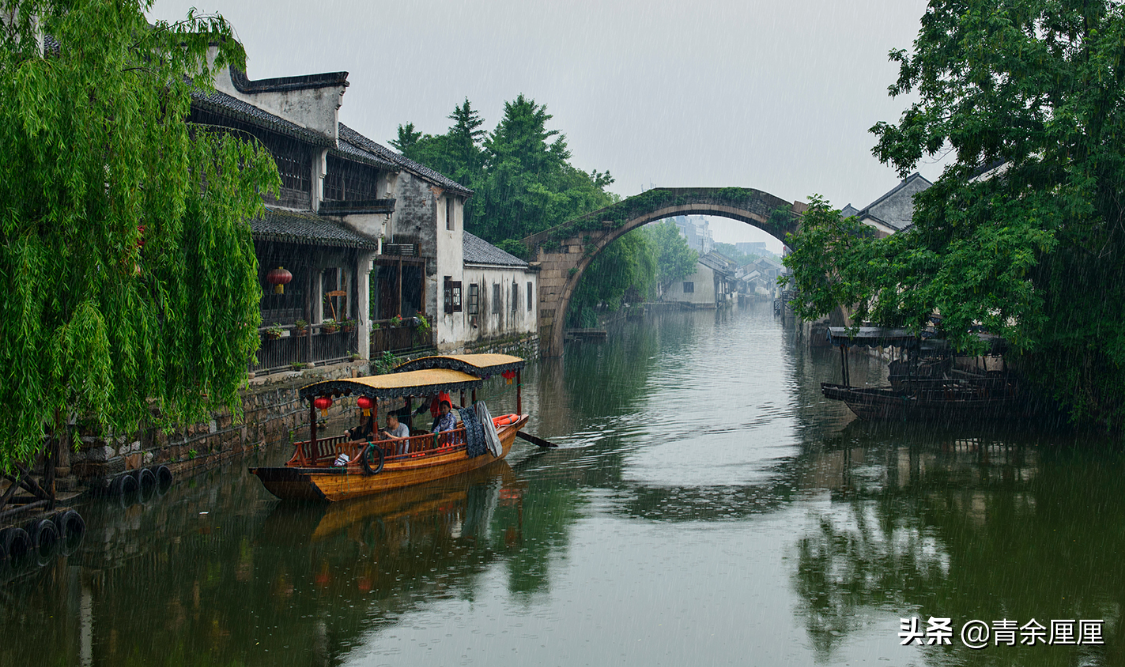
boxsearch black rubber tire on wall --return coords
[0,527,32,562]
[136,467,157,490]
[112,473,138,497]
[136,468,158,502]
[30,520,59,566]
[361,445,385,475]
[53,510,85,540]
[26,519,59,553]
[155,465,173,489]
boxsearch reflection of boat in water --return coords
[251,354,529,502]
[260,462,524,545]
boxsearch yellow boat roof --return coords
[299,368,483,400]
[393,353,525,376]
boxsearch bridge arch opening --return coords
[523,188,803,357]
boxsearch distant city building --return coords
[735,241,771,257]
[671,215,714,254]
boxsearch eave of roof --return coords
[337,123,473,197]
[855,172,932,229]
[463,232,528,267]
[191,90,334,147]
[318,199,396,216]
[252,208,379,250]
[230,67,349,93]
[331,139,397,170]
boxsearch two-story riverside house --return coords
[192,53,487,374]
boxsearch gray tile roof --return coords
[230,68,349,94]
[856,172,932,232]
[251,208,379,249]
[331,137,397,170]
[463,232,528,267]
[699,251,736,276]
[338,124,473,197]
[191,89,335,147]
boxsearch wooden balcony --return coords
[371,319,434,356]
[251,325,360,374]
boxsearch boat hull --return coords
[250,416,525,502]
[821,383,1026,422]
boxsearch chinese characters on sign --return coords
[899,617,1104,649]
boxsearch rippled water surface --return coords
[3,302,1123,666]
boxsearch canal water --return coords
[2,301,1122,666]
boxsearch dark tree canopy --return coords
[785,0,1125,429]
[0,1,280,469]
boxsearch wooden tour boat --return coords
[820,326,1025,422]
[250,354,529,502]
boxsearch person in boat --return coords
[344,413,375,441]
[414,392,453,423]
[434,399,458,433]
[379,413,411,455]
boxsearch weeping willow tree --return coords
[0,1,280,471]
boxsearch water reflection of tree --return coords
[790,427,1124,666]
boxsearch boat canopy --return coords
[827,327,919,348]
[827,327,1008,354]
[393,353,525,377]
[299,368,483,401]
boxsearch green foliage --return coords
[0,1,279,470]
[567,229,656,326]
[496,238,528,260]
[373,351,399,375]
[642,220,699,292]
[786,0,1125,430]
[391,94,618,244]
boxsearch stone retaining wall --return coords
[69,360,369,488]
[463,333,539,359]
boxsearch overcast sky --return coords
[149,0,938,248]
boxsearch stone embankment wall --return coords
[66,337,538,490]
[463,333,538,359]
[69,360,369,488]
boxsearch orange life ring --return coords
[492,414,518,427]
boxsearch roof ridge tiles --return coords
[337,123,472,197]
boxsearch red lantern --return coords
[356,396,373,416]
[266,266,293,295]
[314,396,332,417]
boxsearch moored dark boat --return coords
[821,382,1026,422]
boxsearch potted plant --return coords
[264,323,284,340]
[320,318,337,334]
[290,361,305,372]
[390,314,402,328]
[413,314,431,344]
[342,318,356,333]
[294,319,308,336]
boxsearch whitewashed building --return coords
[461,232,538,349]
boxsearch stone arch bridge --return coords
[523,187,804,356]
